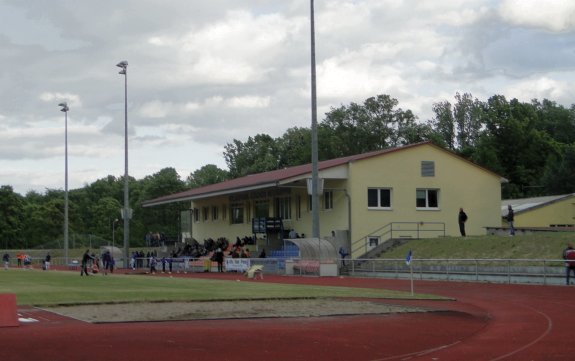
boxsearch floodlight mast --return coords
[58,102,69,265]
[310,1,320,251]
[116,60,130,267]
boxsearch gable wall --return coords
[347,144,501,255]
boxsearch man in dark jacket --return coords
[458,208,468,237]
[506,205,515,236]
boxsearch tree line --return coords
[1,93,574,249]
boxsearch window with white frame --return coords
[275,196,291,220]
[193,208,199,223]
[416,189,439,209]
[230,202,244,224]
[211,206,219,221]
[254,200,268,218]
[323,191,333,210]
[367,188,391,209]
[222,205,227,221]
[296,195,302,219]
[202,207,209,222]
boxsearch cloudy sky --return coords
[1,0,574,195]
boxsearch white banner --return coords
[225,258,251,272]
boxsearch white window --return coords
[211,206,219,221]
[230,202,244,224]
[276,196,291,220]
[296,195,302,219]
[222,205,227,221]
[416,189,439,209]
[368,236,380,248]
[193,208,199,223]
[368,188,391,209]
[323,191,333,210]
[254,200,269,218]
[202,207,209,222]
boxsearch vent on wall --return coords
[421,161,435,177]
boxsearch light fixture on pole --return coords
[116,60,130,267]
[58,102,69,265]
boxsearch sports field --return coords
[2,267,575,360]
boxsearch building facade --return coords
[144,142,504,257]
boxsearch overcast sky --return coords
[1,0,574,195]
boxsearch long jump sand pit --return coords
[45,298,429,323]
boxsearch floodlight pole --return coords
[117,60,130,267]
[310,0,320,257]
[58,102,70,265]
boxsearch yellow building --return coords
[143,142,504,258]
[501,194,575,229]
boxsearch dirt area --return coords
[44,298,427,323]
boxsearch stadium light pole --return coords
[310,1,320,247]
[58,102,70,265]
[117,60,130,267]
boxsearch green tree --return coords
[0,185,24,249]
[187,164,229,188]
[224,134,281,178]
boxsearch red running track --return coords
[2,272,575,361]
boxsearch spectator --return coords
[2,252,9,270]
[506,205,515,236]
[102,251,114,275]
[259,249,266,258]
[458,208,468,237]
[149,255,158,274]
[44,253,51,270]
[563,242,575,285]
[81,249,94,276]
[289,229,297,239]
[339,246,349,266]
[214,248,224,273]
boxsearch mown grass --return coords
[0,270,442,306]
[381,232,572,261]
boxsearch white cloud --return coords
[498,0,575,32]
[504,76,572,102]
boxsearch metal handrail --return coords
[350,221,446,258]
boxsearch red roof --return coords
[143,142,432,207]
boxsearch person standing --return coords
[44,253,51,270]
[2,252,9,270]
[458,208,468,237]
[506,205,515,236]
[214,247,224,273]
[339,246,349,266]
[80,249,94,276]
[102,251,113,275]
[563,242,575,285]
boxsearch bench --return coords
[293,260,320,274]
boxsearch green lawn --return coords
[381,232,572,260]
[0,270,441,306]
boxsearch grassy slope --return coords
[381,232,572,260]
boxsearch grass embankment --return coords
[381,232,573,260]
[0,270,441,306]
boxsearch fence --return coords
[345,258,571,286]
[4,254,571,286]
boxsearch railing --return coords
[344,258,570,286]
[350,222,446,258]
